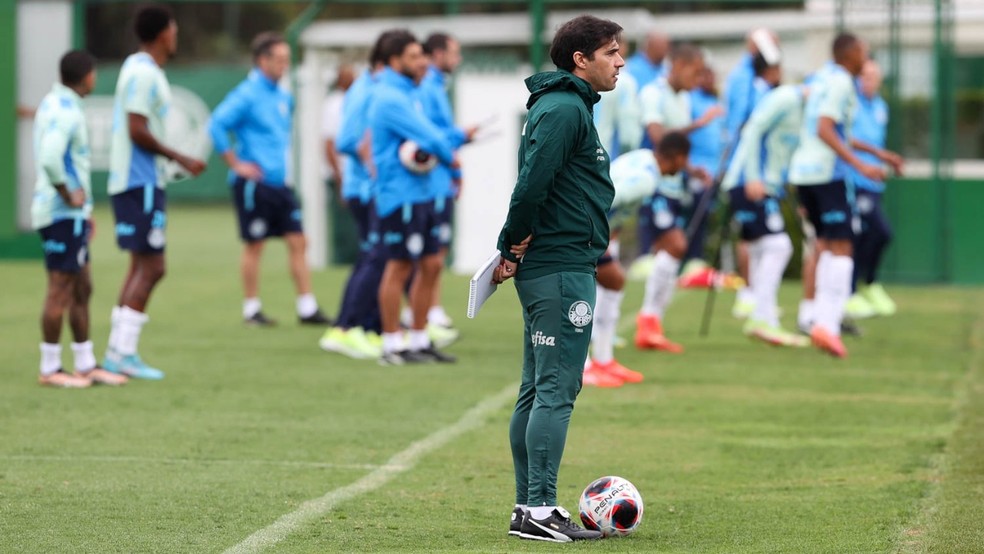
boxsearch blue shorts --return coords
[378,202,442,261]
[638,193,685,244]
[112,185,167,253]
[796,180,854,240]
[432,195,454,248]
[729,188,786,241]
[39,218,90,273]
[233,178,303,242]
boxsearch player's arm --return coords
[850,138,904,177]
[497,106,578,263]
[817,117,884,181]
[38,116,85,207]
[124,71,205,177]
[382,94,455,164]
[736,93,788,200]
[208,87,261,181]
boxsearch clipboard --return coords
[467,251,502,319]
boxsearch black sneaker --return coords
[378,350,431,366]
[244,311,277,327]
[841,319,863,337]
[508,507,526,536]
[416,344,456,364]
[299,309,332,326]
[518,507,602,543]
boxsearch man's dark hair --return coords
[60,50,96,86]
[752,52,776,77]
[377,29,418,65]
[134,4,174,44]
[832,32,860,62]
[423,33,452,56]
[549,15,622,72]
[369,30,401,66]
[251,32,286,63]
[669,42,703,65]
[657,131,691,158]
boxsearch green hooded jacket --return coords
[497,70,615,281]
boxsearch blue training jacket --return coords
[848,92,889,193]
[724,53,755,146]
[336,69,377,203]
[368,67,458,217]
[418,65,466,200]
[689,88,726,176]
[209,69,293,186]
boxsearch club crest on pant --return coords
[569,300,593,328]
[77,246,87,268]
[406,233,424,257]
[147,228,166,249]
[250,218,268,239]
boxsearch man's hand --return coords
[68,188,86,208]
[232,160,263,182]
[177,154,207,177]
[858,162,887,182]
[880,150,904,177]
[509,234,532,258]
[464,125,480,143]
[492,258,518,284]
[744,180,766,202]
[695,105,725,128]
[688,165,712,186]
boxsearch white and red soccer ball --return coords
[398,140,437,175]
[578,475,644,537]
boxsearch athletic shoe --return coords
[429,307,454,329]
[743,320,809,348]
[378,350,431,366]
[364,331,383,349]
[679,265,746,290]
[77,367,128,386]
[103,353,165,380]
[38,369,92,388]
[591,358,643,383]
[582,364,624,388]
[509,506,526,536]
[810,325,848,358]
[518,507,602,542]
[299,309,332,326]
[840,319,863,337]
[244,311,277,327]
[415,345,457,363]
[635,313,684,353]
[862,283,897,316]
[319,327,374,359]
[732,296,756,319]
[844,293,877,320]
[427,323,460,349]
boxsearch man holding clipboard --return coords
[491,15,622,543]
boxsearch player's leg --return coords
[857,192,896,315]
[241,240,270,324]
[732,241,756,318]
[809,181,854,358]
[427,195,455,329]
[233,179,273,325]
[637,195,686,353]
[516,272,601,542]
[508,304,537,536]
[37,220,90,388]
[796,189,819,334]
[588,245,642,385]
[846,190,879,320]
[275,185,329,325]
[406,203,454,361]
[70,262,126,385]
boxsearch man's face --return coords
[578,38,624,93]
[762,65,782,88]
[672,58,704,91]
[80,70,96,97]
[161,21,178,58]
[258,42,291,82]
[435,39,462,73]
[394,42,428,83]
[845,41,869,76]
[859,60,882,98]
[646,34,669,63]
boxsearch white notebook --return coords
[467,251,502,319]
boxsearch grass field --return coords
[1,204,983,553]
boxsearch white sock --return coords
[296,293,318,318]
[116,306,149,356]
[737,286,755,305]
[408,329,429,351]
[71,341,97,372]
[641,251,680,317]
[751,234,792,327]
[427,305,447,325]
[815,252,853,337]
[515,504,528,511]
[608,238,621,261]
[529,506,556,520]
[39,342,62,376]
[798,300,815,330]
[243,297,262,318]
[106,306,122,355]
[382,331,404,354]
[591,286,622,364]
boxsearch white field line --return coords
[224,382,518,554]
[0,454,389,471]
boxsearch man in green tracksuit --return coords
[492,14,624,543]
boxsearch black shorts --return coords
[378,202,441,261]
[729,188,786,241]
[233,178,303,242]
[638,192,684,243]
[432,195,454,248]
[39,218,90,273]
[795,180,854,241]
[112,185,167,253]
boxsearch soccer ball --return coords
[578,476,644,537]
[398,140,438,175]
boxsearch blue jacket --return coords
[724,53,755,146]
[419,65,466,200]
[336,69,377,202]
[368,67,457,217]
[689,88,726,175]
[849,92,889,193]
[625,51,664,92]
[209,69,293,186]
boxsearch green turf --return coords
[0,204,981,553]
